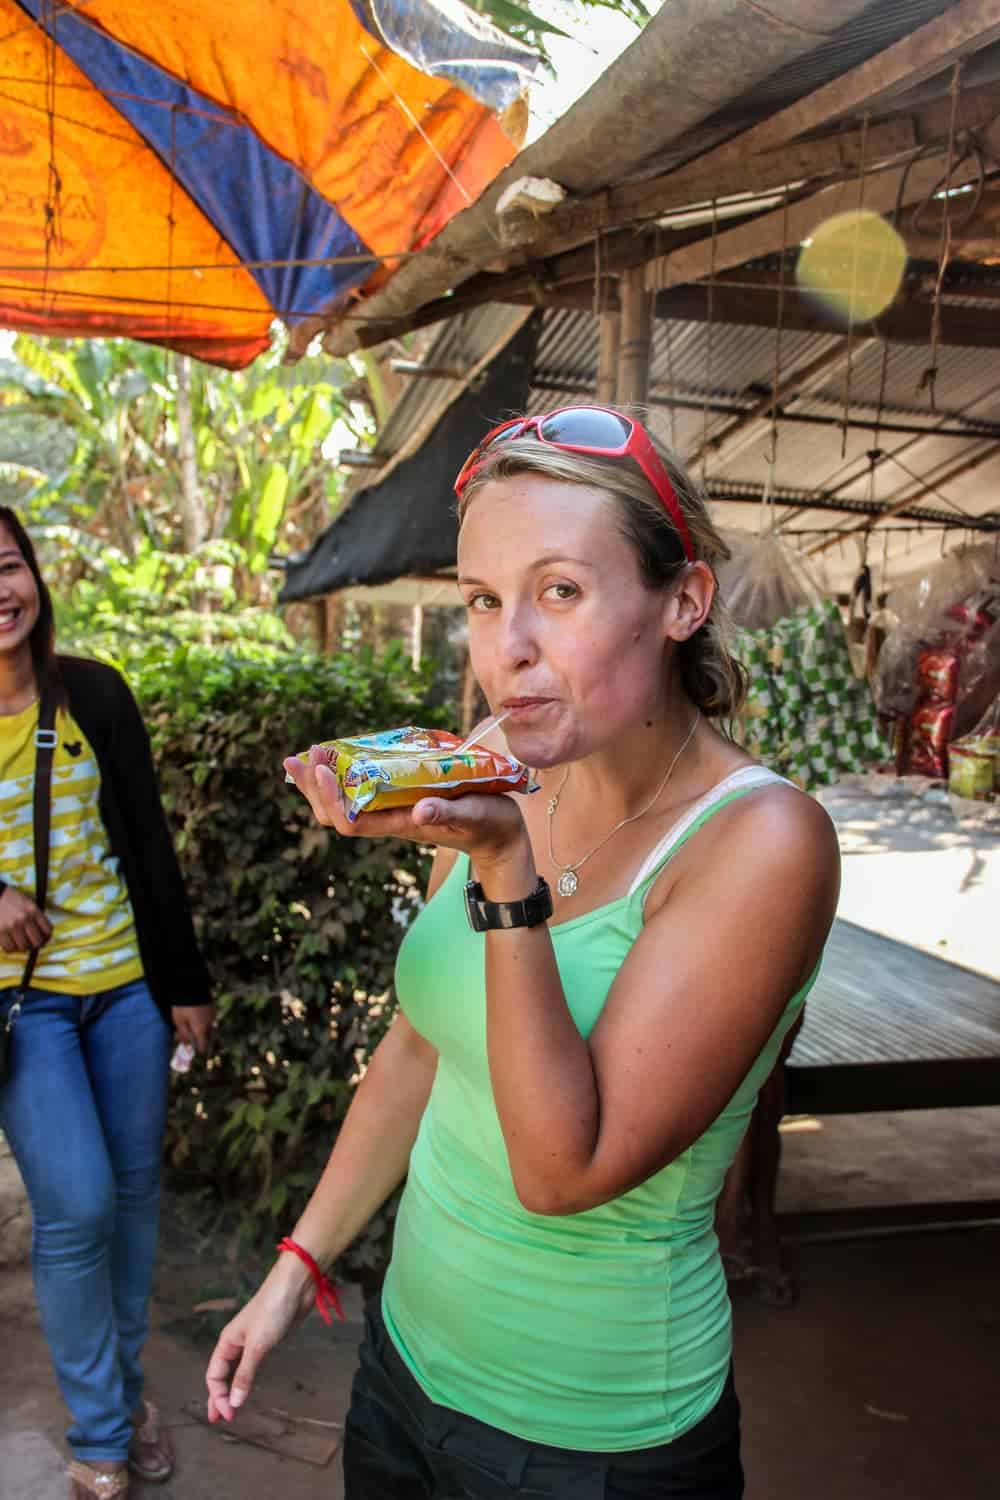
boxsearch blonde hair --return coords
[457,420,748,719]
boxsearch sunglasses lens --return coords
[540,408,631,449]
[483,419,528,451]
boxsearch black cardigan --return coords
[43,656,213,1020]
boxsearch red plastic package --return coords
[908,703,955,778]
[916,647,960,705]
[946,591,997,639]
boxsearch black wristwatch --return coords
[464,874,553,932]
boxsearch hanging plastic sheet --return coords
[0,0,535,367]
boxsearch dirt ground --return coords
[2,1115,998,1500]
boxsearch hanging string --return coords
[920,60,964,413]
[663,314,678,454]
[840,112,870,459]
[881,525,891,597]
[871,342,890,454]
[881,449,975,519]
[700,199,719,488]
[165,104,178,340]
[40,0,63,310]
[761,191,790,535]
[592,230,602,324]
[358,41,503,249]
[653,224,677,452]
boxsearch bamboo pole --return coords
[596,309,621,404]
[617,270,652,407]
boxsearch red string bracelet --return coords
[276,1237,345,1325]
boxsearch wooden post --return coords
[325,594,343,654]
[311,599,328,654]
[617,268,653,408]
[595,309,620,404]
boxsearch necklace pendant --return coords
[556,869,579,898]
[547,796,559,815]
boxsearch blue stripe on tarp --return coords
[18,1,375,321]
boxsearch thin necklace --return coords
[546,711,700,898]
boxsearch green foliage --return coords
[132,641,442,1273]
[469,0,650,69]
[51,534,299,662]
[0,332,373,627]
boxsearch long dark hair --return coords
[0,506,63,701]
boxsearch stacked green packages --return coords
[734,598,889,790]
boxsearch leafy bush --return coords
[130,640,441,1275]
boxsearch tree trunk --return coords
[174,354,207,553]
[410,603,424,670]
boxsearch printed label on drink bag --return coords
[287,726,536,821]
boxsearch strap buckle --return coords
[34,729,57,749]
[4,1000,21,1032]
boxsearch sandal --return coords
[67,1462,129,1498]
[128,1398,175,1484]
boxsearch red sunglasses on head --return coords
[453,405,695,563]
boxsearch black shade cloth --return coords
[279,314,542,603]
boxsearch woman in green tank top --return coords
[206,409,840,1498]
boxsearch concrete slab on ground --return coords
[819,780,1000,980]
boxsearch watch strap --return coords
[464,874,553,932]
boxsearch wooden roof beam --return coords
[496,117,916,265]
[495,82,1000,272]
[686,337,872,472]
[645,149,982,292]
[805,440,1000,555]
[645,279,1000,349]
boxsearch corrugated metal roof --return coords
[311,278,1000,596]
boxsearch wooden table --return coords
[787,920,1000,1116]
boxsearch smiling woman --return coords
[0,508,214,1500]
[206,407,841,1500]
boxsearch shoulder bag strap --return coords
[19,681,58,993]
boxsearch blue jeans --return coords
[0,978,171,1463]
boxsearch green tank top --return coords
[382,767,818,1452]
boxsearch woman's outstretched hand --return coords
[283,748,531,877]
[205,1265,313,1423]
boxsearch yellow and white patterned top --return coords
[0,700,143,994]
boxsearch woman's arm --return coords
[477,787,839,1215]
[282,754,839,1221]
[269,850,452,1266]
[286,1011,438,1270]
[206,1013,437,1418]
[205,855,447,1421]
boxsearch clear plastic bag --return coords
[362,0,537,115]
[716,530,826,632]
[872,543,1000,720]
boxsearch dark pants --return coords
[343,1299,744,1499]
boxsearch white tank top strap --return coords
[627,764,787,899]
